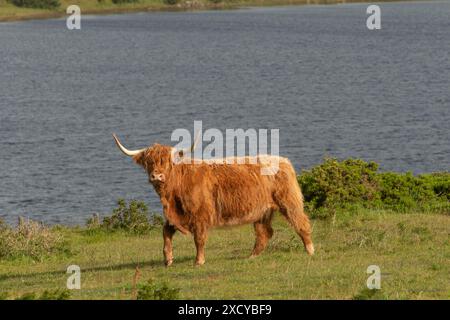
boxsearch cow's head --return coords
[113,134,198,186]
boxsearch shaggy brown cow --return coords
[113,134,314,266]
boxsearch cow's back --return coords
[168,157,300,228]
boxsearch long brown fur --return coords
[132,143,314,266]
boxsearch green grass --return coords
[1,211,448,299]
[0,0,421,22]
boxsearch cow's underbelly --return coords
[215,204,274,227]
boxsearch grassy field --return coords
[0,0,420,22]
[0,211,448,299]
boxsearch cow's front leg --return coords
[163,222,176,267]
[193,226,208,266]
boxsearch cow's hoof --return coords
[165,260,173,267]
[194,260,205,266]
[306,243,315,256]
[249,253,259,259]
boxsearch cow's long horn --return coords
[113,134,145,156]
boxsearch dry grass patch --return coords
[0,217,69,261]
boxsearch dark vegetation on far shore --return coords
[3,0,413,10]
[9,0,60,9]
[0,0,423,22]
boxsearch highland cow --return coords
[113,134,314,266]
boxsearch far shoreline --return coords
[0,0,427,23]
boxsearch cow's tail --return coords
[275,161,314,255]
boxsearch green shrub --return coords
[87,199,163,234]
[9,0,60,9]
[298,158,381,214]
[378,172,450,213]
[419,173,450,200]
[15,292,37,300]
[137,279,180,300]
[39,289,71,300]
[0,218,70,261]
[378,172,432,211]
[298,158,450,218]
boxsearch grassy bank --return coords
[0,211,449,299]
[1,159,448,299]
[0,0,422,23]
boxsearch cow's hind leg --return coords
[193,226,208,266]
[250,221,274,258]
[163,222,176,267]
[280,207,314,255]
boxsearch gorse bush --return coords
[86,199,163,234]
[9,0,60,9]
[379,172,449,212]
[299,158,380,212]
[379,172,433,211]
[0,218,69,261]
[298,158,450,218]
[103,199,151,233]
[417,172,450,200]
[137,279,180,300]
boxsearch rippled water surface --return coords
[1,2,449,224]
